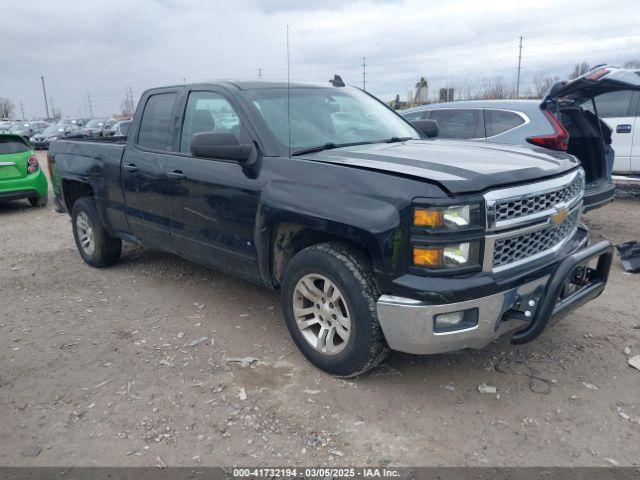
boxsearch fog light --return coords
[434,308,478,333]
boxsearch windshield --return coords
[43,126,65,134]
[9,124,29,132]
[85,120,104,128]
[247,87,419,153]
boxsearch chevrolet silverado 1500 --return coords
[49,81,613,376]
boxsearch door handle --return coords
[167,170,187,180]
[124,164,139,172]
[616,124,632,134]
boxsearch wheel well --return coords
[271,223,369,285]
[62,180,94,212]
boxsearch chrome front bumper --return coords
[376,276,545,355]
[376,240,613,355]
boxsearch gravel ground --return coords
[1,151,639,467]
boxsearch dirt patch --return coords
[0,153,639,466]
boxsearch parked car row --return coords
[401,67,640,176]
[0,117,132,149]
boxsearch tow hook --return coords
[504,288,544,323]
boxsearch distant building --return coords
[439,88,455,103]
[414,77,429,105]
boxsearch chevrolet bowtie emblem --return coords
[551,207,569,225]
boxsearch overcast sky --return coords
[2,0,639,119]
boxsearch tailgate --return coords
[0,152,29,180]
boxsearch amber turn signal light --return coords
[413,247,443,266]
[413,209,443,227]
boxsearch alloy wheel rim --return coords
[292,273,351,355]
[76,212,95,257]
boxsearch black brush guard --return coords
[511,240,613,344]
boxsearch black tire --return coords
[281,242,388,377]
[71,197,122,268]
[28,195,48,207]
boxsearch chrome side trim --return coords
[0,162,17,166]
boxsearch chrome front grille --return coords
[492,208,580,268]
[495,173,584,223]
[483,169,585,272]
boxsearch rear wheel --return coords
[281,242,388,377]
[71,197,122,268]
[28,195,47,207]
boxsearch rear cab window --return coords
[137,92,178,151]
[0,136,30,154]
[484,109,525,137]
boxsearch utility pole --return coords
[516,36,523,99]
[128,87,134,116]
[41,76,50,119]
[86,92,93,118]
[362,57,367,91]
[20,102,25,121]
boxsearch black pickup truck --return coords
[49,81,613,376]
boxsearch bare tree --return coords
[623,59,640,69]
[479,77,514,99]
[533,73,559,98]
[569,62,590,79]
[0,97,16,119]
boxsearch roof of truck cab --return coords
[145,81,338,92]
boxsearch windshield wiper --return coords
[291,137,414,157]
[292,141,375,156]
[291,142,338,156]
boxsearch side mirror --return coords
[412,119,439,138]
[190,132,256,165]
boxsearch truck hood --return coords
[306,139,579,194]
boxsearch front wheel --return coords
[281,242,388,377]
[71,197,122,268]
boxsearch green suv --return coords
[0,133,48,207]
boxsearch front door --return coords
[121,90,179,248]
[163,89,262,281]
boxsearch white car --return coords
[580,84,640,174]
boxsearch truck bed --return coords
[49,138,129,237]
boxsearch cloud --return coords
[1,0,639,118]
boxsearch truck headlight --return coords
[413,241,481,269]
[413,204,482,230]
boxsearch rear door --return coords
[580,90,638,174]
[121,89,180,248]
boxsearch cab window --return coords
[137,92,177,151]
[180,91,245,154]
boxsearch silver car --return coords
[401,66,640,211]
